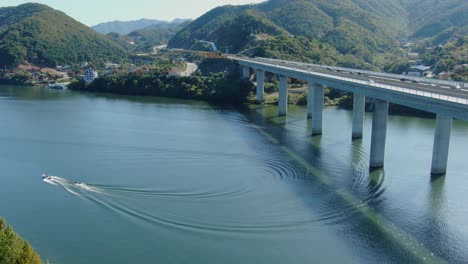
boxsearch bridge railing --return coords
[252,57,467,89]
[234,57,468,106]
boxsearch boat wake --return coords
[43,176,105,196]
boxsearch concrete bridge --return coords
[230,56,468,175]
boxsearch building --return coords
[407,52,419,59]
[408,65,431,77]
[84,68,98,83]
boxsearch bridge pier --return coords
[256,70,265,103]
[352,94,366,139]
[278,75,288,116]
[310,83,324,135]
[431,114,452,175]
[307,82,313,118]
[242,66,250,80]
[370,99,389,169]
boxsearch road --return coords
[235,56,468,101]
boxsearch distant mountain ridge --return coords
[0,3,127,67]
[105,20,191,52]
[92,18,191,35]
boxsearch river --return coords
[1,85,468,264]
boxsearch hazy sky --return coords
[0,0,267,26]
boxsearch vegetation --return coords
[168,0,467,73]
[410,36,468,81]
[252,35,372,69]
[169,0,408,63]
[69,70,254,104]
[0,69,32,85]
[407,0,467,40]
[106,21,191,53]
[92,18,166,35]
[0,3,127,68]
[0,218,42,264]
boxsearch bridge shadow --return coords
[232,103,440,263]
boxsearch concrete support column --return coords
[256,70,265,103]
[278,75,288,116]
[370,99,389,168]
[431,114,452,175]
[242,66,250,80]
[311,84,324,135]
[307,82,314,118]
[352,93,366,139]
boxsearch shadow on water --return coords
[415,175,466,263]
[233,103,450,264]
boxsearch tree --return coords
[0,218,42,264]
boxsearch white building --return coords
[84,68,98,83]
[408,65,431,77]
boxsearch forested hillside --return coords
[169,0,466,71]
[405,0,467,40]
[0,3,127,67]
[169,0,408,62]
[92,18,191,35]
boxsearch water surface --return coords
[1,85,468,263]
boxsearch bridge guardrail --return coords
[232,57,468,106]
[252,57,467,90]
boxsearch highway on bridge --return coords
[245,56,468,100]
[230,55,468,175]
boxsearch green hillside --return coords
[105,21,190,53]
[405,0,468,39]
[92,18,166,35]
[169,0,466,68]
[128,21,190,51]
[0,3,127,67]
[169,0,408,62]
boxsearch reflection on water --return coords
[1,85,468,263]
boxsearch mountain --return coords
[405,0,468,41]
[0,3,127,67]
[92,18,191,35]
[126,20,191,51]
[105,20,191,52]
[169,0,466,65]
[169,0,408,58]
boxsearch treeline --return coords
[0,218,42,264]
[0,70,33,85]
[253,35,372,69]
[68,72,254,104]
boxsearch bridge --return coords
[229,56,468,175]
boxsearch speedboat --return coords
[42,174,52,180]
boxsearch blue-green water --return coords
[1,85,468,263]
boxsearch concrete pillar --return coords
[431,114,452,175]
[307,82,314,118]
[370,99,389,168]
[278,75,288,116]
[242,66,250,80]
[311,84,324,135]
[256,70,265,103]
[352,94,366,139]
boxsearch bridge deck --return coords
[232,56,468,121]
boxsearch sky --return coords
[0,0,267,26]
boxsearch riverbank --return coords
[68,72,253,105]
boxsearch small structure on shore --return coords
[84,67,98,83]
